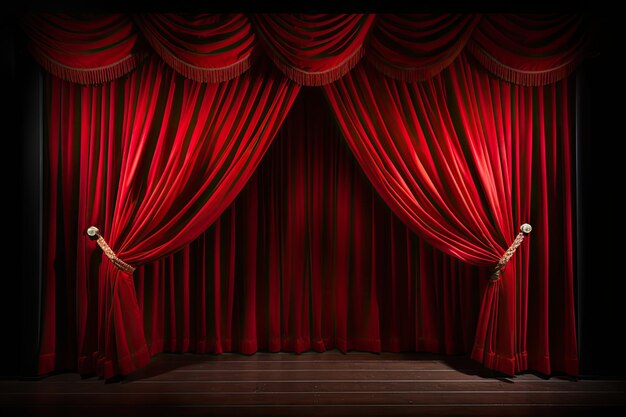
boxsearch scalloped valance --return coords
[22,13,592,86]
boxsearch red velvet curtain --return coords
[324,54,577,375]
[467,14,590,85]
[44,88,483,370]
[137,90,483,356]
[22,13,591,87]
[245,14,376,86]
[33,13,586,380]
[22,13,141,84]
[367,14,480,82]
[40,55,299,379]
[133,14,255,82]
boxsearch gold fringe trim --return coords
[467,42,581,86]
[264,45,366,87]
[28,45,141,85]
[134,18,252,83]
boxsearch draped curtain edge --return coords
[21,13,594,86]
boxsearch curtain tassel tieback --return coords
[490,224,532,281]
[87,226,136,274]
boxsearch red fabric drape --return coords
[35,13,584,380]
[40,55,299,379]
[467,14,590,86]
[133,14,255,82]
[22,13,591,87]
[44,89,483,370]
[324,54,577,375]
[22,13,141,84]
[367,14,480,82]
[237,14,376,86]
[137,90,483,356]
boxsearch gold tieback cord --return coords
[87,227,136,274]
[490,224,532,281]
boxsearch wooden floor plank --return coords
[1,391,625,406]
[1,352,624,417]
[2,404,624,417]
[165,361,467,371]
[125,370,574,382]
[3,380,625,394]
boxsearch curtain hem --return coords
[28,47,141,85]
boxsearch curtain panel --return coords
[324,54,577,375]
[40,55,299,379]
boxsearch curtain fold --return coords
[133,13,255,82]
[323,54,577,375]
[367,14,480,82]
[467,14,590,86]
[22,13,591,87]
[22,13,141,84]
[41,54,299,379]
[243,14,376,86]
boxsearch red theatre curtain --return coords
[40,55,299,379]
[34,13,586,380]
[324,53,577,375]
[43,87,483,368]
[136,90,483,356]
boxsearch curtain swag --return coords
[22,13,591,86]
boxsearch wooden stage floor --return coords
[2,351,625,416]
